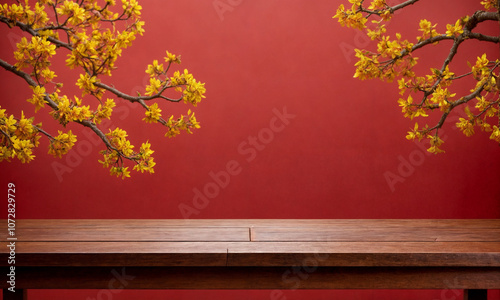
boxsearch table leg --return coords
[464,289,487,300]
[2,289,27,300]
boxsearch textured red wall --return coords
[1,0,499,299]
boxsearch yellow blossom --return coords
[15,112,34,140]
[164,51,181,64]
[145,78,162,96]
[28,85,47,112]
[418,19,438,41]
[456,118,475,137]
[146,60,164,76]
[11,137,35,163]
[481,0,498,10]
[143,102,162,123]
[445,19,464,37]
[490,126,500,143]
[427,135,445,154]
[94,98,116,124]
[368,0,386,10]
[76,73,98,95]
[48,130,77,158]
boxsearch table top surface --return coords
[1,219,499,267]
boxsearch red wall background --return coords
[1,0,499,299]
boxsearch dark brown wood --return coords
[1,241,229,267]
[226,241,500,266]
[0,219,499,294]
[2,289,27,300]
[2,241,499,267]
[1,267,499,290]
[464,289,487,300]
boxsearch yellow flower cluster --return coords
[418,19,439,41]
[491,126,500,142]
[445,19,464,38]
[333,4,367,30]
[0,108,41,163]
[480,0,498,10]
[333,0,394,31]
[427,135,445,154]
[48,130,77,158]
[56,0,87,25]
[144,52,206,108]
[14,36,56,83]
[170,69,207,106]
[334,0,500,152]
[430,86,455,112]
[50,94,92,125]
[165,110,201,138]
[398,95,428,120]
[1,1,207,178]
[93,98,116,124]
[76,73,98,97]
[28,85,48,112]
[0,2,49,28]
[165,51,181,64]
[142,51,205,140]
[143,103,162,123]
[453,55,500,141]
[99,128,155,178]
[133,141,156,174]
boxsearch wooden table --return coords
[1,219,499,300]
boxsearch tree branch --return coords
[0,16,73,50]
[0,57,121,157]
[0,58,59,109]
[468,32,500,43]
[390,0,420,13]
[94,81,183,103]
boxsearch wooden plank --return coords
[251,226,500,242]
[6,219,499,242]
[0,242,230,266]
[6,241,499,256]
[228,241,500,254]
[12,253,227,267]
[3,227,250,242]
[2,267,499,290]
[0,242,232,254]
[226,242,500,267]
[2,241,497,267]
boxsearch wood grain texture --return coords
[2,241,499,267]
[0,219,499,291]
[226,242,500,267]
[3,227,250,242]
[251,225,500,242]
[1,267,499,290]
